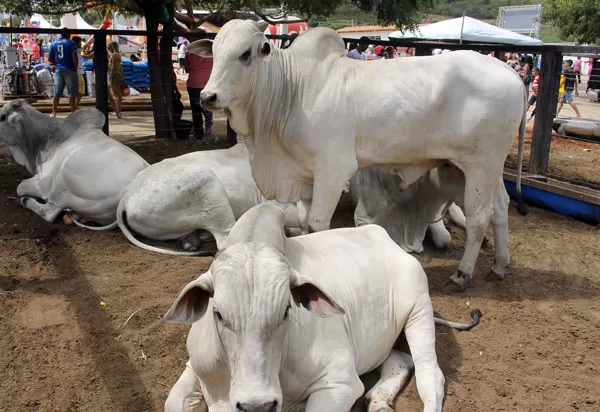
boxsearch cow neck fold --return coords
[19,109,64,175]
[242,48,308,202]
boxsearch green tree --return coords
[0,0,438,138]
[542,0,600,44]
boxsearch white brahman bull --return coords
[350,164,469,254]
[189,20,528,289]
[164,203,481,412]
[0,100,148,227]
[117,143,301,256]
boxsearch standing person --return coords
[39,38,46,63]
[48,28,79,117]
[527,67,540,120]
[347,43,365,60]
[185,33,213,138]
[573,56,582,96]
[31,38,41,65]
[72,36,85,105]
[107,41,126,118]
[177,40,188,74]
[557,59,582,118]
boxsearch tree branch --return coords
[253,9,309,24]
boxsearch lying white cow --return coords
[0,100,148,227]
[117,143,300,256]
[190,20,528,289]
[165,203,481,412]
[351,164,468,253]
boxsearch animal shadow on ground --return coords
[2,233,154,412]
[425,262,600,303]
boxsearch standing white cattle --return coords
[351,164,468,254]
[0,100,148,227]
[117,143,301,256]
[189,20,528,289]
[165,203,481,412]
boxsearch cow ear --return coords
[165,272,214,324]
[289,270,345,317]
[255,20,268,33]
[188,39,213,58]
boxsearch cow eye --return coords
[214,310,223,322]
[240,48,251,62]
[0,114,5,122]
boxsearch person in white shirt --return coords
[177,40,188,73]
[72,36,85,104]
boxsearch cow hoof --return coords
[63,214,74,225]
[484,269,505,282]
[182,242,199,252]
[448,271,471,291]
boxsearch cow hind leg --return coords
[20,197,63,223]
[165,361,207,412]
[486,179,511,281]
[404,294,445,412]
[450,169,496,290]
[365,350,414,412]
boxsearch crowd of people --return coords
[504,52,583,119]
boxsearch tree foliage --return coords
[0,0,440,30]
[541,0,600,44]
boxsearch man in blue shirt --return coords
[49,28,79,117]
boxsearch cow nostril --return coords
[266,401,277,412]
[208,93,217,103]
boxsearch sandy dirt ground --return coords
[1,139,599,412]
[507,127,600,187]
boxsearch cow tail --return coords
[116,197,214,257]
[515,87,529,216]
[68,213,118,231]
[434,309,482,332]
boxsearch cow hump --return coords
[289,27,346,60]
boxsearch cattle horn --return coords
[255,20,268,33]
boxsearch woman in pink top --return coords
[185,33,214,137]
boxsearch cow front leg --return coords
[305,375,364,412]
[20,197,63,223]
[404,294,445,412]
[365,350,414,412]
[16,176,44,199]
[165,361,207,412]
[450,170,495,290]
[307,161,358,233]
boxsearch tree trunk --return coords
[159,2,177,139]
[145,8,171,139]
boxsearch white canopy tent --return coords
[389,16,542,46]
[30,14,58,29]
[59,13,98,31]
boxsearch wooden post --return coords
[414,46,432,56]
[93,31,109,135]
[226,119,237,147]
[529,50,562,175]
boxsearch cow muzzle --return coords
[200,90,222,109]
[236,401,278,412]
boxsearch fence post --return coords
[226,119,237,147]
[93,31,109,136]
[529,50,562,176]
